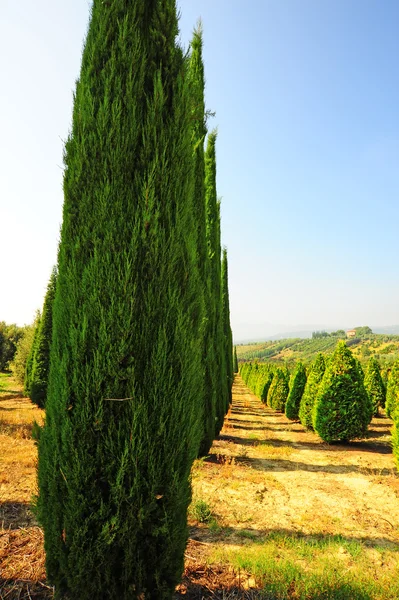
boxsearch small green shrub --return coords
[313,342,373,443]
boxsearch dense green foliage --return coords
[0,322,24,371]
[239,362,275,403]
[189,26,215,458]
[205,132,227,435]
[385,360,399,419]
[233,346,238,373]
[285,362,307,420]
[237,332,399,366]
[313,342,372,443]
[23,313,41,394]
[10,314,40,385]
[29,268,57,407]
[363,357,385,416]
[392,409,399,471]
[36,3,212,599]
[298,354,326,430]
[268,368,289,412]
[222,248,233,407]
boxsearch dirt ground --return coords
[1,375,398,599]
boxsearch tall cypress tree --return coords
[205,131,226,434]
[222,247,233,409]
[189,25,216,457]
[233,345,238,373]
[37,3,204,598]
[24,310,41,397]
[30,267,57,408]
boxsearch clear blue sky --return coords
[1,0,398,341]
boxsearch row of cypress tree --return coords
[35,4,233,599]
[24,267,57,408]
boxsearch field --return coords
[1,373,399,598]
[236,334,399,365]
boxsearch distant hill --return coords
[236,332,399,366]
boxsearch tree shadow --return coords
[0,419,33,438]
[0,393,24,401]
[234,455,396,476]
[0,502,37,529]
[0,580,53,600]
[189,524,399,552]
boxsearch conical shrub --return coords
[268,368,289,412]
[285,362,307,420]
[364,357,385,417]
[313,341,373,443]
[392,409,399,472]
[298,354,325,430]
[37,3,204,598]
[386,360,399,419]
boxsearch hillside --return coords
[237,333,399,366]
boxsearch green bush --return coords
[268,368,289,412]
[385,360,399,418]
[285,362,307,420]
[313,341,372,443]
[298,354,325,430]
[10,314,40,386]
[0,322,24,371]
[363,357,385,416]
[392,409,399,472]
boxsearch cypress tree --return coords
[268,368,289,412]
[313,341,372,443]
[285,362,307,420]
[37,3,203,598]
[188,25,215,457]
[24,310,41,397]
[222,247,233,408]
[364,357,385,417]
[386,360,399,418]
[233,345,238,373]
[30,267,57,408]
[205,131,226,433]
[298,353,325,430]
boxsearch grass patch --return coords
[211,531,399,599]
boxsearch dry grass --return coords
[0,376,48,600]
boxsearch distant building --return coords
[346,329,356,338]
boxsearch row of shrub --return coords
[241,342,389,438]
[241,342,399,468]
